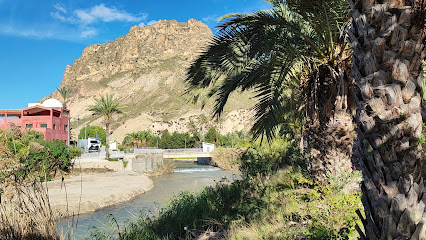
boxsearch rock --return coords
[44,19,255,143]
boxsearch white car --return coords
[88,137,101,152]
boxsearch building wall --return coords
[0,108,70,145]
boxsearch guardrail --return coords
[163,148,203,153]
[134,149,164,154]
[80,151,125,159]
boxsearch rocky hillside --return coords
[47,19,254,143]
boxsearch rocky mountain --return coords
[47,19,254,143]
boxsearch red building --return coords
[0,99,70,146]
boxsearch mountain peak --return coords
[49,18,252,142]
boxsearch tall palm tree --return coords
[347,0,425,238]
[87,94,122,160]
[186,0,355,182]
[57,86,71,108]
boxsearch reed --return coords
[0,180,59,240]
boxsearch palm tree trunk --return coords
[347,0,425,238]
[105,120,110,160]
[304,62,357,183]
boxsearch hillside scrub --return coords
[88,142,362,240]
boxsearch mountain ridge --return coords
[46,19,254,143]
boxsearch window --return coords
[26,124,33,129]
[53,124,56,130]
[64,125,68,131]
[41,124,47,128]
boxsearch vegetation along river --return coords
[57,162,238,239]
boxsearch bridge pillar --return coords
[197,157,211,165]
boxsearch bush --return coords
[3,130,75,182]
[240,138,303,178]
[69,147,82,159]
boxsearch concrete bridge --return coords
[80,148,214,164]
[163,151,212,160]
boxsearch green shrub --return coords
[69,147,82,158]
[3,130,75,181]
[240,138,303,178]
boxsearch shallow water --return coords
[57,162,238,239]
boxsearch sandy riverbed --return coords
[47,172,153,219]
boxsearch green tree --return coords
[78,126,106,145]
[205,127,218,143]
[57,86,71,108]
[186,0,354,182]
[124,131,152,148]
[159,129,172,149]
[347,1,425,238]
[87,94,122,160]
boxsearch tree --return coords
[347,1,425,238]
[126,131,152,148]
[57,86,71,108]
[78,126,106,145]
[87,94,122,160]
[205,127,219,143]
[186,0,355,182]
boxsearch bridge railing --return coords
[80,150,125,159]
[134,149,164,154]
[163,148,203,153]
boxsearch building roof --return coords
[0,109,21,113]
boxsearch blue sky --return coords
[0,0,270,109]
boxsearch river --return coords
[56,162,238,239]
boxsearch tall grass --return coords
[0,129,63,240]
[0,180,59,240]
[210,148,242,170]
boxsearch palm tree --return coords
[186,0,355,182]
[57,86,71,108]
[87,94,122,160]
[347,0,425,238]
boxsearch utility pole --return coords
[67,117,70,147]
[202,125,205,143]
[77,115,79,140]
[85,124,87,139]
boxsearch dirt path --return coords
[47,172,153,219]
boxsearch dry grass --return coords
[210,148,244,170]
[145,161,176,177]
[0,180,59,240]
[0,130,60,240]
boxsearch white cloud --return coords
[0,24,80,41]
[74,4,147,25]
[80,29,97,38]
[50,11,67,22]
[202,15,219,24]
[74,9,96,24]
[47,3,148,40]
[138,22,145,27]
[146,20,157,26]
[54,3,67,14]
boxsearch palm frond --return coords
[87,94,122,120]
[186,0,350,142]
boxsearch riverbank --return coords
[47,172,153,219]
